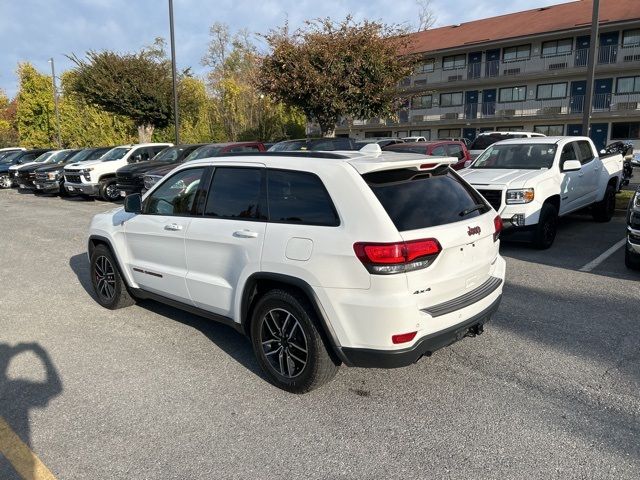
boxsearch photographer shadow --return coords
[0,343,62,478]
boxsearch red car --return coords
[383,140,471,170]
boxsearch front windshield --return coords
[33,151,55,163]
[152,146,183,162]
[472,143,557,170]
[185,146,223,161]
[48,150,73,163]
[65,149,95,163]
[101,147,131,161]
[268,141,306,152]
[0,151,21,163]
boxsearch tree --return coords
[69,46,173,143]
[0,89,19,147]
[257,17,416,136]
[15,63,56,148]
[416,0,437,31]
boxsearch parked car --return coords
[142,142,266,191]
[0,149,52,188]
[268,138,357,151]
[383,140,471,170]
[402,136,427,142]
[0,147,25,161]
[33,147,113,195]
[602,141,634,187]
[459,137,623,249]
[355,138,404,149]
[87,148,505,392]
[626,186,640,270]
[468,131,546,161]
[64,143,172,201]
[14,149,81,191]
[441,137,471,148]
[116,144,205,196]
[9,149,62,187]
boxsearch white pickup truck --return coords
[459,136,623,249]
[64,143,171,201]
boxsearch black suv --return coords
[116,144,204,196]
[0,149,53,188]
[626,186,640,270]
[15,149,82,191]
[34,147,112,195]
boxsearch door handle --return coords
[164,223,183,231]
[234,229,258,238]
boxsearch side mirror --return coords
[129,154,142,163]
[124,193,142,214]
[600,149,607,155]
[562,159,582,172]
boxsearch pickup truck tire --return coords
[625,248,640,270]
[533,203,558,250]
[592,185,615,222]
[99,179,120,202]
[250,289,338,393]
[90,244,135,309]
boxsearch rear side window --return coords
[364,168,489,231]
[430,145,446,156]
[267,170,339,226]
[205,167,265,220]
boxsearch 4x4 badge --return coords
[467,226,481,236]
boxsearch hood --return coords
[145,163,176,177]
[118,159,177,176]
[18,162,51,173]
[35,163,67,173]
[10,161,37,171]
[459,168,547,188]
[66,158,106,170]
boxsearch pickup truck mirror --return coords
[124,193,142,214]
[562,159,582,172]
[129,153,142,163]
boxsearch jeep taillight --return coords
[493,215,503,242]
[353,238,441,275]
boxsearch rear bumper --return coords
[340,295,502,368]
[65,181,99,195]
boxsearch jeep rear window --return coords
[364,168,489,231]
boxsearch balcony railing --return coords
[407,44,640,88]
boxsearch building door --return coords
[598,31,619,64]
[589,123,609,151]
[465,90,479,119]
[485,49,500,77]
[570,81,586,113]
[482,89,496,116]
[567,124,583,136]
[575,35,590,67]
[463,128,477,143]
[468,51,482,79]
[593,78,613,110]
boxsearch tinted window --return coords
[187,145,224,160]
[431,145,446,156]
[469,134,510,150]
[228,145,261,152]
[19,153,38,163]
[384,145,429,154]
[144,167,205,216]
[364,169,489,231]
[560,143,578,163]
[205,167,265,220]
[473,144,557,170]
[267,170,339,226]
[447,144,464,159]
[577,141,594,164]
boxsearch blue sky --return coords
[0,0,566,97]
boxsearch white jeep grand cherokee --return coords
[87,146,506,392]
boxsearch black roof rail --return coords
[212,151,351,160]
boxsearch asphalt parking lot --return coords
[1,188,639,480]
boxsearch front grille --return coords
[477,189,503,212]
[116,174,143,187]
[65,173,82,183]
[35,172,49,181]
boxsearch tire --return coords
[99,179,120,202]
[90,244,135,309]
[532,203,558,250]
[625,245,640,270]
[0,174,11,189]
[250,289,338,393]
[592,184,616,222]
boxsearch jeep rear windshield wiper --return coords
[459,203,486,217]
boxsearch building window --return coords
[542,38,573,57]
[365,131,391,138]
[503,45,531,61]
[416,59,435,73]
[534,125,564,136]
[438,128,461,138]
[498,126,525,132]
[616,76,640,93]
[536,82,567,99]
[442,54,466,70]
[412,95,433,109]
[399,77,411,87]
[396,131,408,138]
[499,86,527,102]
[622,29,640,47]
[611,122,640,139]
[410,130,431,139]
[439,92,463,107]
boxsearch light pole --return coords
[168,0,180,144]
[581,0,600,138]
[48,58,62,148]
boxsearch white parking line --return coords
[579,238,627,272]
